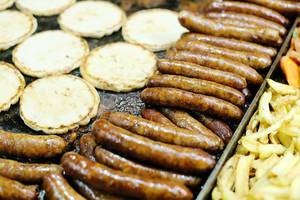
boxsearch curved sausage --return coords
[166,49,263,85]
[43,173,86,200]
[103,111,224,151]
[244,0,300,13]
[180,33,277,57]
[204,12,287,35]
[92,119,215,173]
[192,113,233,144]
[142,108,177,127]
[160,108,221,141]
[73,179,124,200]
[148,74,245,106]
[0,175,37,200]
[80,134,97,161]
[0,158,62,183]
[175,38,272,69]
[157,59,247,90]
[0,130,67,159]
[94,146,201,187]
[141,87,243,121]
[61,152,193,200]
[206,1,289,25]
[179,11,282,46]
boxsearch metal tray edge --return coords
[196,17,300,200]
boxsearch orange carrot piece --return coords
[280,56,300,87]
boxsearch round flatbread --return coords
[15,0,75,16]
[20,75,100,134]
[58,1,126,38]
[122,9,188,52]
[0,62,25,113]
[13,30,89,78]
[0,0,15,10]
[0,10,37,50]
[81,42,157,92]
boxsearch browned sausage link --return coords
[176,37,272,70]
[93,119,215,173]
[160,108,222,140]
[0,158,62,183]
[103,111,223,151]
[179,11,283,46]
[192,113,233,144]
[206,1,289,25]
[243,0,300,13]
[166,49,263,85]
[157,59,247,90]
[43,173,86,200]
[148,74,245,106]
[204,12,287,35]
[94,146,201,187]
[141,87,243,121]
[141,108,177,127]
[80,133,97,161]
[62,152,194,200]
[180,33,277,57]
[209,17,272,30]
[0,130,67,159]
[0,175,38,200]
[73,179,124,200]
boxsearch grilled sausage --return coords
[141,108,177,127]
[141,87,243,121]
[160,108,222,141]
[0,158,62,183]
[103,111,223,151]
[0,130,67,159]
[43,173,86,200]
[61,152,194,200]
[73,179,124,200]
[80,134,97,161]
[179,11,282,46]
[193,113,233,144]
[180,33,277,57]
[0,175,38,200]
[94,146,201,187]
[157,59,247,90]
[148,74,245,106]
[206,1,289,25]
[166,49,263,85]
[204,12,287,35]
[93,119,215,173]
[243,0,300,13]
[176,38,272,69]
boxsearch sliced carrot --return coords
[280,56,300,87]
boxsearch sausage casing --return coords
[43,173,86,200]
[0,175,37,200]
[94,146,201,187]
[148,74,245,106]
[179,11,282,46]
[166,49,263,85]
[157,59,247,90]
[103,111,223,151]
[93,119,215,173]
[62,152,194,200]
[206,1,289,25]
[0,158,62,183]
[0,130,67,159]
[80,133,97,161]
[243,0,300,13]
[204,12,287,35]
[141,87,243,121]
[141,108,177,127]
[180,33,277,57]
[175,39,272,69]
[192,113,233,144]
